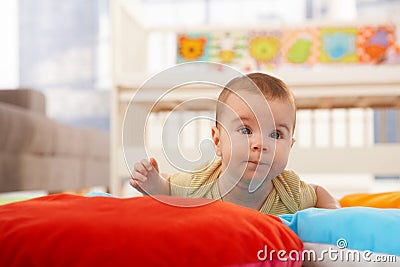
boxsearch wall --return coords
[0,0,19,88]
[18,0,111,131]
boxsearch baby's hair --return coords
[216,72,296,131]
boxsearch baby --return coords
[130,72,340,215]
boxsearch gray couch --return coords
[0,89,109,193]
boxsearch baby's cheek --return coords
[273,150,290,168]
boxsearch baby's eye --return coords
[270,131,282,139]
[238,127,252,135]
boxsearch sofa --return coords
[0,89,109,193]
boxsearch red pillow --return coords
[0,194,303,267]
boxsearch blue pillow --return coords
[86,191,116,197]
[279,207,400,257]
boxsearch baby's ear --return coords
[211,126,222,156]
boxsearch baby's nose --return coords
[250,137,271,151]
[251,143,267,151]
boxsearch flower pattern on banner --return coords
[247,31,282,70]
[319,28,358,63]
[281,28,319,66]
[208,32,247,65]
[357,24,396,64]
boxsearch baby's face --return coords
[213,91,295,183]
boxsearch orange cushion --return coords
[0,194,303,267]
[339,191,400,208]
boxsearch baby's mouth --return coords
[247,160,268,166]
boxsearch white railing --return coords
[137,106,400,198]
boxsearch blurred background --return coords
[1,0,399,131]
[1,0,400,198]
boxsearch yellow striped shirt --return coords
[170,159,316,215]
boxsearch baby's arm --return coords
[311,184,341,209]
[129,157,171,196]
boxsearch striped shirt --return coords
[170,159,317,215]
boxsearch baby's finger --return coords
[129,178,139,188]
[131,171,148,182]
[141,159,153,172]
[129,179,145,193]
[150,157,159,173]
[133,162,147,175]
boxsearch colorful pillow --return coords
[339,191,400,208]
[279,207,400,266]
[0,194,303,267]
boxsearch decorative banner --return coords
[177,33,210,63]
[176,23,399,69]
[357,24,396,64]
[319,27,358,63]
[281,28,319,66]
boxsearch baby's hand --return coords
[130,158,170,195]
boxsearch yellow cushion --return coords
[339,191,400,208]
